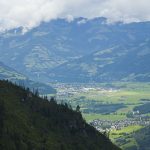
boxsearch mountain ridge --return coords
[0,80,120,150]
[0,18,150,82]
[0,61,56,94]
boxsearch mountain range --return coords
[0,18,150,82]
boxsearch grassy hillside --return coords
[0,61,26,80]
[0,61,56,94]
[110,125,150,150]
[134,126,150,150]
[0,80,120,150]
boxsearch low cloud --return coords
[0,0,150,31]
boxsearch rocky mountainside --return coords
[0,18,150,82]
[0,80,120,150]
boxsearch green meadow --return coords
[110,125,143,150]
[65,82,150,122]
[53,82,150,150]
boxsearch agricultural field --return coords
[50,82,150,150]
[52,82,150,118]
[110,125,143,150]
[50,82,150,120]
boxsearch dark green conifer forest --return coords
[0,80,120,150]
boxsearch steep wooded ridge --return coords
[0,62,56,94]
[0,80,120,150]
[0,18,150,82]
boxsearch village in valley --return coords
[50,82,150,135]
[47,82,150,149]
[89,114,150,132]
[51,83,119,99]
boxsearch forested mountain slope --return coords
[0,18,150,82]
[52,42,150,82]
[0,80,120,150]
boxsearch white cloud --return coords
[0,0,150,31]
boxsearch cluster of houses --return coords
[90,115,150,132]
[52,83,118,99]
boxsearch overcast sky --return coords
[0,0,150,31]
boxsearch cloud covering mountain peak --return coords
[0,0,150,31]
